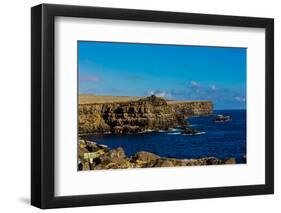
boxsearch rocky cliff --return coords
[168,101,213,117]
[78,139,236,170]
[78,95,213,134]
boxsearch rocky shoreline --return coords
[77,95,236,171]
[78,139,236,171]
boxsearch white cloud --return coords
[148,90,154,96]
[148,90,172,99]
[211,84,216,91]
[190,80,200,88]
[234,96,246,102]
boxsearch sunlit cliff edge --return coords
[78,95,213,134]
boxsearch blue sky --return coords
[78,41,246,109]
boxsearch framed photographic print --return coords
[31,3,274,209]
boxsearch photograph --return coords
[77,41,247,171]
[30,3,274,209]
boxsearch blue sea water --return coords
[82,110,246,163]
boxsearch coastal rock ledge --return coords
[78,95,213,134]
[78,140,236,170]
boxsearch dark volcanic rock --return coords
[213,115,231,122]
[181,127,200,135]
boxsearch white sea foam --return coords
[196,131,206,135]
[182,131,206,136]
[189,124,198,127]
[170,128,181,132]
[139,129,154,134]
[167,132,181,135]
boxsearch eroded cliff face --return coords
[169,101,213,117]
[78,95,213,134]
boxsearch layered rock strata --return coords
[78,95,213,134]
[168,101,213,117]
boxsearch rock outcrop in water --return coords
[78,139,236,170]
[78,95,213,134]
[181,127,200,135]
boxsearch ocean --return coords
[82,110,246,163]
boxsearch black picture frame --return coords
[31,3,274,209]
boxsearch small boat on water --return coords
[213,114,231,122]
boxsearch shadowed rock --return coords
[181,127,200,135]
